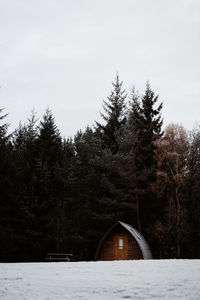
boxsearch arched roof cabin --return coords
[95,221,152,260]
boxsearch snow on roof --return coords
[118,221,152,259]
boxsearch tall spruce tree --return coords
[33,109,65,256]
[0,109,26,261]
[70,127,109,260]
[0,109,12,260]
[96,73,127,154]
[94,75,130,226]
[12,113,45,261]
[114,88,141,230]
[12,112,38,210]
[134,83,163,239]
[185,127,200,258]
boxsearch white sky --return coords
[0,0,200,137]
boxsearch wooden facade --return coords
[95,221,152,261]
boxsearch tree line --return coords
[0,75,199,261]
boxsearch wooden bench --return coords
[45,253,73,262]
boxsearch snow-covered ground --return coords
[0,260,200,299]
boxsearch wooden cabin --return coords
[95,221,152,260]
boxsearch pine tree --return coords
[139,82,163,170]
[69,127,108,259]
[0,109,26,261]
[122,88,142,231]
[100,88,142,228]
[92,74,129,227]
[33,109,65,256]
[0,108,9,143]
[0,109,11,260]
[12,112,38,209]
[12,113,45,260]
[96,73,127,154]
[133,82,163,237]
[185,126,200,258]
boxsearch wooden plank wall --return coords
[98,225,143,260]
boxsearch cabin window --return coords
[119,238,123,249]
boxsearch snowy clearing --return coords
[0,260,200,299]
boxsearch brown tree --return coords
[152,124,189,258]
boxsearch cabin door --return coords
[113,235,128,260]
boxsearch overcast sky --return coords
[0,0,200,137]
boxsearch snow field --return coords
[0,260,200,299]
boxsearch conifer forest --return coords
[0,75,200,262]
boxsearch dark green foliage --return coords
[185,127,200,258]
[12,113,38,209]
[94,76,138,233]
[96,74,127,154]
[0,76,199,261]
[132,83,163,237]
[0,109,28,261]
[68,127,114,259]
[32,109,65,255]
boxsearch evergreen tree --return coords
[33,109,65,256]
[0,108,8,142]
[3,76,197,261]
[100,88,141,228]
[12,112,38,210]
[185,126,200,258]
[12,113,55,260]
[96,74,127,154]
[92,74,130,227]
[69,127,108,259]
[124,88,142,231]
[133,83,163,238]
[139,82,163,173]
[0,109,26,261]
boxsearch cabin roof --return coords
[118,221,152,259]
